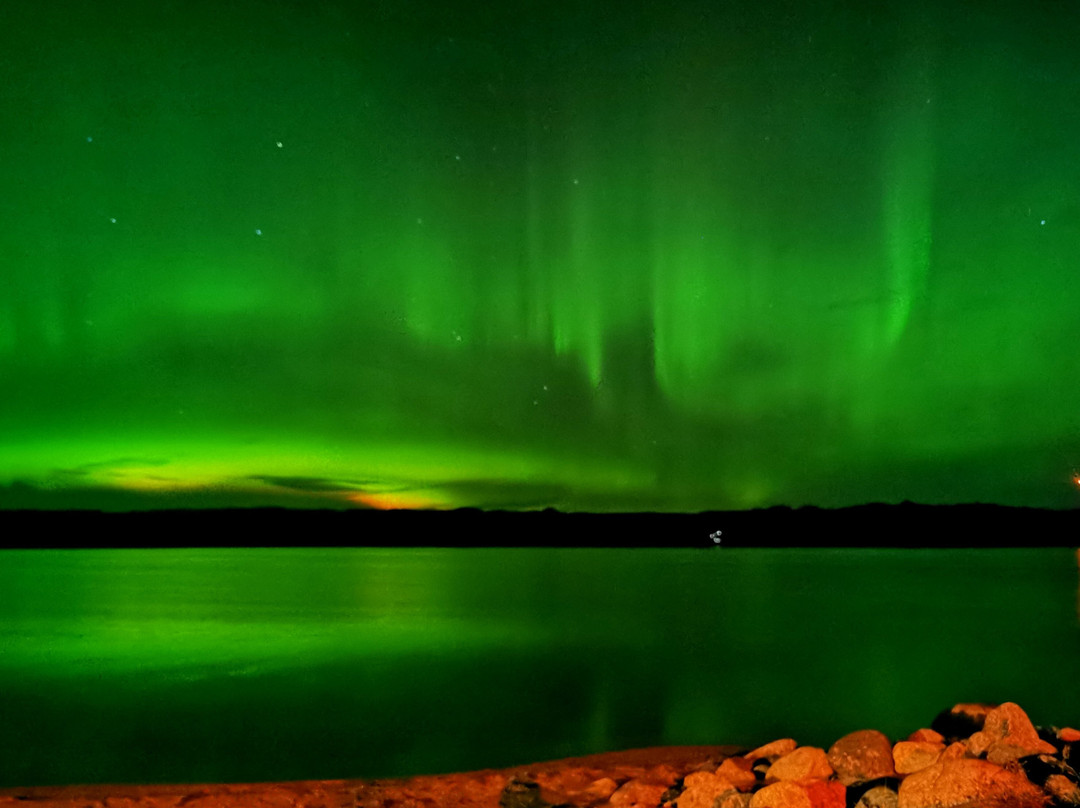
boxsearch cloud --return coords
[248,475,373,493]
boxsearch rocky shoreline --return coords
[1,703,1076,808]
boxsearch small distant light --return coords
[1040,220,1046,225]
[276,141,283,148]
[255,228,262,235]
[86,136,93,143]
[109,217,116,223]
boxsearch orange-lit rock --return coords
[891,741,944,774]
[905,729,943,744]
[747,780,843,808]
[717,793,754,808]
[950,703,996,724]
[976,702,1058,764]
[801,779,845,808]
[748,781,811,808]
[986,742,1058,766]
[609,779,670,808]
[1044,774,1080,805]
[1059,727,1080,743]
[532,768,618,804]
[896,758,1050,808]
[716,757,758,792]
[746,739,799,762]
[567,776,619,804]
[939,742,967,761]
[966,730,991,757]
[854,785,899,808]
[676,771,738,808]
[765,747,833,783]
[827,730,897,786]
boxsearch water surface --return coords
[1,548,1076,786]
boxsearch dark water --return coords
[0,548,1077,787]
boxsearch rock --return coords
[827,730,898,786]
[747,780,843,808]
[764,747,833,783]
[1060,728,1080,743]
[974,702,1058,764]
[801,779,845,808]
[896,758,1050,808]
[905,730,943,744]
[930,703,996,741]
[847,778,902,807]
[747,781,810,808]
[660,777,685,805]
[674,771,738,808]
[1044,774,1080,805]
[609,779,671,808]
[531,769,619,805]
[939,742,967,762]
[574,778,619,804]
[853,785,899,808]
[745,740,799,762]
[715,757,757,792]
[717,794,753,808]
[891,741,943,775]
[966,731,991,757]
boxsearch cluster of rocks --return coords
[500,702,1079,808]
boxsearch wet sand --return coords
[0,746,746,808]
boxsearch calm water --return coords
[0,548,1077,787]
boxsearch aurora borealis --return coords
[2,0,1079,512]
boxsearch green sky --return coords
[1,0,1078,511]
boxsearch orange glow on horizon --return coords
[348,491,443,510]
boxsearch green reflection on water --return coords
[0,548,1077,787]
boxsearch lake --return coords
[1,547,1077,787]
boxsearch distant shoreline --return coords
[0,502,1077,547]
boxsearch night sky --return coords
[2,0,1079,512]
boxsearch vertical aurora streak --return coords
[0,0,1078,511]
[880,18,936,354]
